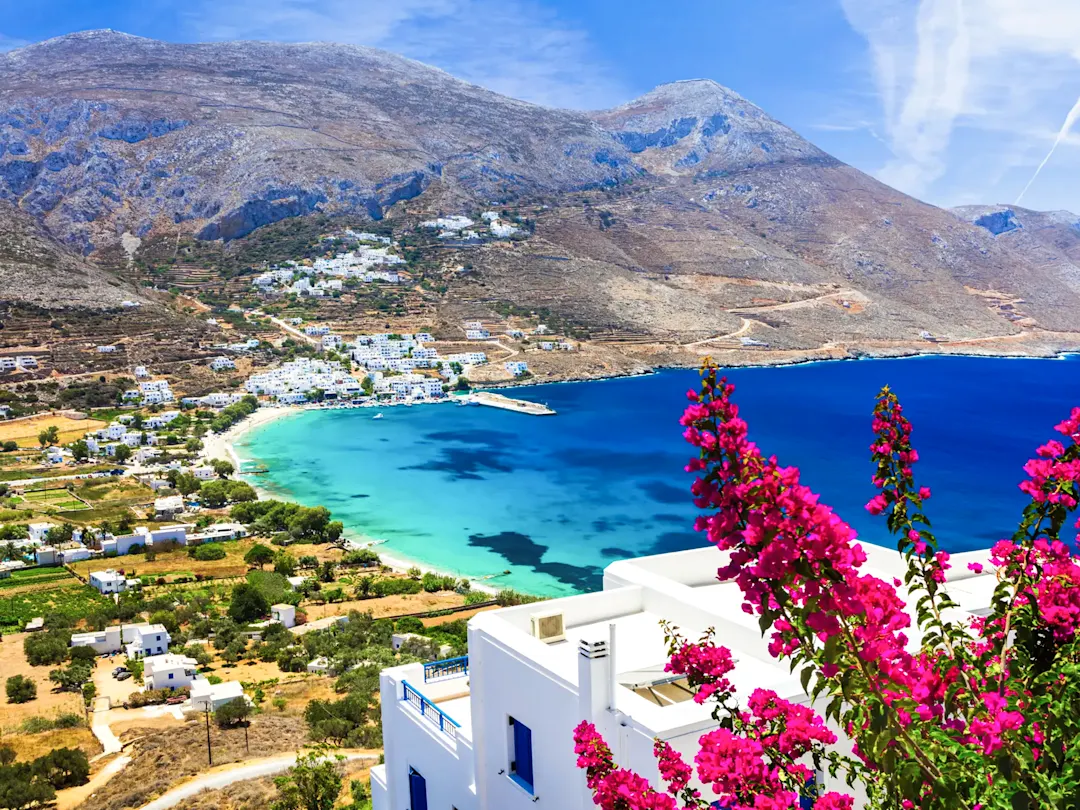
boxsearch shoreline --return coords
[206,350,1080,597]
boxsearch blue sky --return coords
[2,0,1079,213]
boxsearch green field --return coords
[17,489,89,511]
[0,568,77,590]
[0,582,112,632]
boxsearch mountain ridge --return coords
[1,30,1079,359]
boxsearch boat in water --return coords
[373,413,384,420]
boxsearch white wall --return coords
[379,664,477,810]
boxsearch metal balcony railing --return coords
[423,655,468,683]
[402,680,460,739]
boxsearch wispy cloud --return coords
[839,0,1080,205]
[181,0,629,110]
[0,32,29,53]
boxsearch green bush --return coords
[394,617,425,635]
[23,631,71,666]
[229,582,270,623]
[5,675,36,704]
[189,543,227,561]
[371,578,422,598]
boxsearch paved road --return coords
[139,752,376,810]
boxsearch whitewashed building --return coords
[70,622,168,657]
[89,569,129,594]
[371,545,998,810]
[143,653,198,690]
[210,357,236,371]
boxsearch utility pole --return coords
[204,707,213,766]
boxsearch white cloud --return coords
[181,0,629,110]
[839,0,1080,205]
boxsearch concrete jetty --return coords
[466,391,555,415]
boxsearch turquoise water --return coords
[236,356,1080,597]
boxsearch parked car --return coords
[115,671,132,681]
[112,666,129,677]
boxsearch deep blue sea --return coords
[235,356,1080,597]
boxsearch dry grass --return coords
[0,632,84,726]
[79,714,311,810]
[69,538,264,580]
[0,413,104,447]
[0,726,101,761]
[302,590,466,621]
[170,759,373,810]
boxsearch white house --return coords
[143,653,198,690]
[70,622,167,657]
[103,531,146,556]
[191,466,216,481]
[154,495,184,519]
[210,357,236,371]
[34,547,58,566]
[58,545,89,564]
[371,544,999,810]
[188,523,247,544]
[89,569,129,594]
[190,678,247,711]
[27,523,55,545]
[97,345,117,353]
[504,361,528,376]
[138,525,189,548]
[270,604,296,629]
[127,623,171,658]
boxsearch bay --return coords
[236,356,1080,597]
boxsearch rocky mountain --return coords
[2,30,1080,350]
[0,199,144,310]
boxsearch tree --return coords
[574,364,1080,810]
[23,632,69,666]
[211,458,235,478]
[2,441,17,452]
[199,480,229,508]
[69,440,90,462]
[273,696,288,712]
[185,437,203,453]
[318,560,335,583]
[298,554,319,569]
[229,582,270,623]
[175,472,200,496]
[112,444,132,463]
[215,696,252,727]
[245,544,276,569]
[183,644,213,667]
[48,661,92,692]
[274,553,297,577]
[5,675,36,704]
[271,749,343,810]
[33,747,89,789]
[44,524,74,547]
[37,426,58,448]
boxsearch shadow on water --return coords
[468,531,603,591]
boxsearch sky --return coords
[2,0,1079,213]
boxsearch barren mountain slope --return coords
[1,31,1078,349]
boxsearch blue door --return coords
[511,718,534,791]
[409,766,428,810]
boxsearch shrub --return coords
[229,582,269,623]
[24,631,70,666]
[214,697,251,727]
[189,543,227,561]
[371,578,422,598]
[127,686,189,708]
[5,675,36,704]
[394,617,424,635]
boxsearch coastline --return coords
[207,406,505,596]
[205,350,1080,597]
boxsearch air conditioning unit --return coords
[530,610,566,644]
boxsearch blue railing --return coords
[402,680,461,739]
[423,655,468,683]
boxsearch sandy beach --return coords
[200,405,504,594]
[200,405,298,471]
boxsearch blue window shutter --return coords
[513,719,534,789]
[799,775,816,810]
[409,767,428,810]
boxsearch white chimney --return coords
[578,635,612,720]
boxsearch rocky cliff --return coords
[2,30,1080,346]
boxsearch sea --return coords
[235,356,1080,597]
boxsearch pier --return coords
[465,391,555,416]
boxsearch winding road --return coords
[138,751,377,810]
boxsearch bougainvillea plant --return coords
[574,361,1080,809]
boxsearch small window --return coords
[509,717,534,793]
[168,673,174,680]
